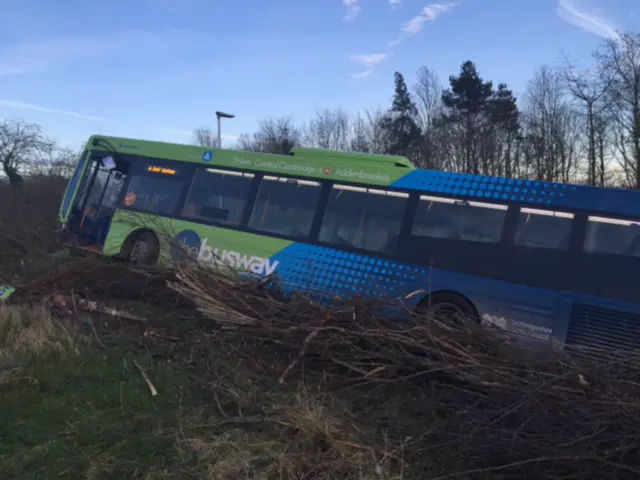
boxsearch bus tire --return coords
[416,291,479,326]
[125,231,159,266]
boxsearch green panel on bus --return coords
[87,135,409,186]
[104,210,293,271]
[289,147,416,169]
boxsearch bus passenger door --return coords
[66,155,127,248]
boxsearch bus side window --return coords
[584,216,640,257]
[318,185,408,254]
[411,195,506,243]
[122,171,185,216]
[183,168,254,226]
[514,208,574,249]
[248,176,321,238]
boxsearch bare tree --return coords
[47,147,80,178]
[414,66,443,132]
[522,66,580,182]
[413,66,443,168]
[563,54,613,186]
[362,108,393,154]
[337,108,393,154]
[192,127,218,148]
[349,113,372,153]
[303,108,351,150]
[237,116,301,154]
[0,119,52,186]
[596,31,640,188]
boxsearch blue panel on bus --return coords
[269,243,425,303]
[391,170,640,217]
[269,242,536,300]
[391,170,575,205]
[268,242,536,313]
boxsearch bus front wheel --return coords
[416,292,478,327]
[127,231,159,266]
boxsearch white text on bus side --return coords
[195,238,279,276]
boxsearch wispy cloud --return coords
[349,2,459,79]
[342,0,361,21]
[556,0,620,41]
[0,99,107,121]
[389,0,402,8]
[389,2,459,46]
[349,53,392,78]
[0,29,212,76]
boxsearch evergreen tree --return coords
[489,83,519,134]
[441,61,494,173]
[382,72,423,160]
[488,83,520,177]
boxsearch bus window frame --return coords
[181,167,258,228]
[513,206,576,250]
[315,183,412,256]
[116,156,196,218]
[246,175,325,240]
[398,193,512,280]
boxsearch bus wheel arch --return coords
[415,290,480,325]
[121,229,160,265]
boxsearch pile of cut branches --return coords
[170,263,640,480]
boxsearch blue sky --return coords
[0,0,638,150]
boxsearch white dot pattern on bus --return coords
[392,170,572,205]
[391,170,639,217]
[269,243,498,307]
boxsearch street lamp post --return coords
[215,111,235,149]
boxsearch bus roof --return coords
[87,135,411,187]
[289,147,415,169]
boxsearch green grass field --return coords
[0,305,206,479]
[0,301,405,480]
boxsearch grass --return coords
[0,303,405,480]
[0,305,203,479]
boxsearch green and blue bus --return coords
[56,134,640,354]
